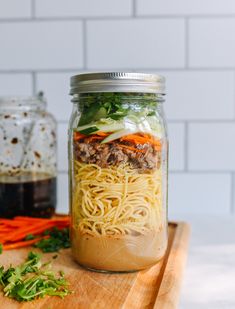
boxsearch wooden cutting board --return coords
[0,222,190,309]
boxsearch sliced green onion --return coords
[78,126,99,135]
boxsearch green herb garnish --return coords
[79,126,98,135]
[25,234,35,241]
[78,92,158,126]
[34,228,70,253]
[0,251,71,302]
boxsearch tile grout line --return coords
[0,69,85,74]
[83,19,87,70]
[167,119,235,123]
[185,17,189,69]
[31,0,36,19]
[184,121,188,172]
[2,68,235,74]
[132,0,136,17]
[169,170,235,174]
[124,14,235,19]
[233,70,235,120]
[3,14,235,22]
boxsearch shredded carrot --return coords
[73,131,86,141]
[120,134,148,143]
[120,133,162,150]
[0,220,27,227]
[95,132,109,137]
[0,229,12,233]
[87,136,104,142]
[6,222,56,243]
[74,131,109,141]
[3,236,49,250]
[14,216,70,224]
[13,216,49,222]
[0,216,70,247]
[73,130,162,151]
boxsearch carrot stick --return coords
[121,135,150,144]
[73,132,86,141]
[0,220,26,227]
[95,132,109,137]
[73,130,162,153]
[13,216,50,222]
[0,216,70,247]
[5,222,55,242]
[14,216,70,223]
[0,225,68,244]
[0,238,9,244]
[3,236,49,250]
[0,227,12,233]
[120,134,162,150]
[86,136,104,142]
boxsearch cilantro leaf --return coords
[0,251,71,302]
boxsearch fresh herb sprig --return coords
[78,92,158,126]
[0,252,71,302]
[33,227,70,253]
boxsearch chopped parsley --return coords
[34,227,70,253]
[0,252,71,302]
[78,92,159,126]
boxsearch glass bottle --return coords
[0,94,57,218]
[69,73,168,272]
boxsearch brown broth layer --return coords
[71,227,167,272]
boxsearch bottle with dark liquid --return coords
[0,173,56,218]
[0,95,57,218]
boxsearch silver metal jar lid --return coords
[70,72,165,95]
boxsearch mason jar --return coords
[69,72,168,272]
[0,94,57,218]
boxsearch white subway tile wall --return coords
[189,19,235,68]
[0,0,31,19]
[0,21,83,70]
[168,173,231,215]
[188,123,235,171]
[35,0,133,18]
[87,19,185,69]
[136,0,235,15]
[57,173,69,214]
[168,123,185,171]
[58,123,68,172]
[36,72,75,121]
[0,1,234,215]
[0,74,32,96]
[159,71,235,120]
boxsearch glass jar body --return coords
[0,97,57,218]
[69,92,168,272]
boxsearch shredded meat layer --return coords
[74,138,161,171]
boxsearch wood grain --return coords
[0,222,190,309]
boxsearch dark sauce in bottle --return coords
[0,172,57,218]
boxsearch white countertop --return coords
[171,214,235,309]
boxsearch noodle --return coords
[72,161,162,236]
